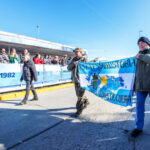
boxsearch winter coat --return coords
[135,48,150,91]
[0,52,9,63]
[9,56,20,64]
[67,57,88,84]
[20,60,38,82]
[33,57,41,64]
[51,60,59,64]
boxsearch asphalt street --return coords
[0,86,150,150]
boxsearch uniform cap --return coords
[73,48,83,52]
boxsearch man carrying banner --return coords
[67,48,89,117]
[131,37,150,138]
[20,54,38,104]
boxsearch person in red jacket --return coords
[33,53,41,64]
[40,57,44,64]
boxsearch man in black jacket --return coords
[131,37,150,137]
[20,54,38,104]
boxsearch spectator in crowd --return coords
[20,49,29,63]
[20,54,38,104]
[40,57,44,64]
[63,54,68,65]
[44,54,50,64]
[67,56,72,64]
[51,56,59,64]
[33,53,41,64]
[48,55,52,64]
[130,37,150,138]
[9,48,20,64]
[59,55,68,66]
[59,56,65,66]
[0,48,9,63]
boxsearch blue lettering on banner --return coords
[0,72,21,88]
[0,72,15,78]
[0,64,71,90]
[78,57,137,107]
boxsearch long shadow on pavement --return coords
[0,96,150,150]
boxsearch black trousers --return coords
[24,80,38,101]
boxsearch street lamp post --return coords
[36,25,40,39]
[139,30,143,37]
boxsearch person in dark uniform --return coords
[67,48,89,117]
[20,54,38,104]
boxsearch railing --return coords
[0,64,71,93]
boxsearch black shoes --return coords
[20,97,38,105]
[20,100,27,105]
[74,109,83,117]
[74,100,90,117]
[130,129,143,138]
[30,97,38,101]
[84,101,90,109]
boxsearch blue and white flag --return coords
[78,57,136,107]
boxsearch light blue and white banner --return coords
[78,57,136,107]
[0,64,21,88]
[35,64,44,84]
[0,64,71,93]
[43,65,61,83]
[61,66,71,81]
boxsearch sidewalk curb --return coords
[0,83,74,101]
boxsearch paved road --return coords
[0,86,150,150]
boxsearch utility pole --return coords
[139,30,143,37]
[36,25,40,39]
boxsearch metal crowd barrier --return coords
[0,64,71,93]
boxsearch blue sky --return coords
[0,0,150,60]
